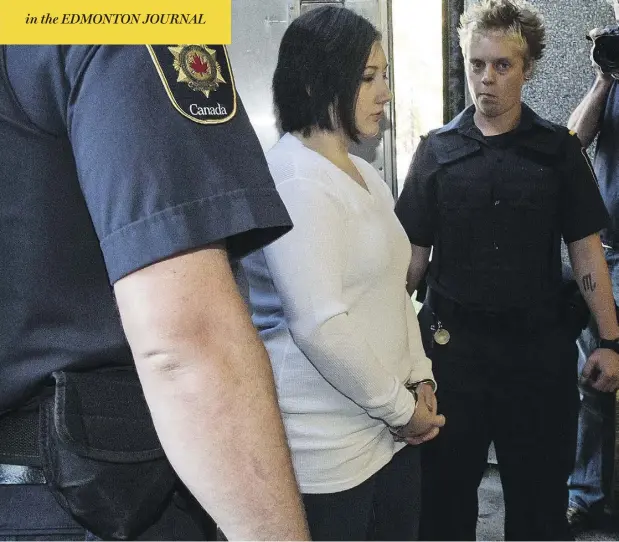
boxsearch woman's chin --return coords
[358,126,381,139]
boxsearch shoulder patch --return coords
[147,45,237,124]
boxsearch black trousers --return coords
[418,303,580,541]
[302,444,421,541]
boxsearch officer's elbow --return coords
[133,346,195,380]
[132,339,245,404]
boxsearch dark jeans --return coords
[0,483,216,541]
[418,303,579,541]
[568,247,619,515]
[567,320,615,515]
[302,444,421,541]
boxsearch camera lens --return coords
[592,26,619,73]
[594,40,619,72]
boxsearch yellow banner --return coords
[0,0,231,44]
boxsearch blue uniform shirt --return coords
[0,46,292,413]
[595,81,619,247]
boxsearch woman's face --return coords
[464,30,530,123]
[354,41,392,138]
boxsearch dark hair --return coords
[273,6,381,142]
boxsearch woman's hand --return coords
[398,388,445,445]
[416,382,437,414]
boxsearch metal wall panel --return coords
[228,0,292,153]
[444,0,465,122]
[227,0,396,194]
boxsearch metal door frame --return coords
[289,0,397,196]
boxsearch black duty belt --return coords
[425,288,560,331]
[0,406,46,485]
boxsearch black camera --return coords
[589,24,619,75]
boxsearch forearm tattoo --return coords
[582,273,597,292]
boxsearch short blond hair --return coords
[458,0,546,70]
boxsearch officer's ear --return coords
[523,59,534,82]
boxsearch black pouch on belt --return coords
[39,367,177,540]
[560,279,591,340]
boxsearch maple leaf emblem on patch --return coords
[168,45,226,98]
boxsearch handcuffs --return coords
[389,379,436,442]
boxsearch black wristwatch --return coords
[598,337,619,354]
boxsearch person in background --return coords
[395,0,619,539]
[566,0,619,531]
[0,45,309,541]
[242,6,445,541]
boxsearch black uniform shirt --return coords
[395,103,609,310]
[0,46,292,413]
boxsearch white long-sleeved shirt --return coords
[242,133,434,493]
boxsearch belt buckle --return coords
[0,463,46,485]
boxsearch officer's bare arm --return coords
[406,244,431,297]
[113,245,310,541]
[567,75,613,148]
[568,233,619,340]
